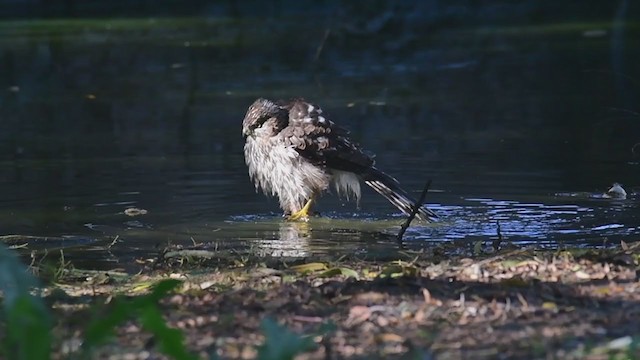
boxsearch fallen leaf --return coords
[379,262,418,278]
[515,260,540,268]
[318,267,359,279]
[607,336,632,350]
[346,305,372,325]
[499,277,529,287]
[290,262,328,273]
[376,316,389,327]
[621,240,629,251]
[422,288,431,303]
[574,270,591,279]
[473,240,483,255]
[376,333,404,343]
[353,292,386,303]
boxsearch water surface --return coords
[1,12,638,268]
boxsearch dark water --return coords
[1,6,639,268]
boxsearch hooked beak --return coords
[242,126,254,137]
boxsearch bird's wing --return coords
[274,99,436,221]
[278,99,375,173]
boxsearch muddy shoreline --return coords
[34,242,640,359]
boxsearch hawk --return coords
[242,98,438,222]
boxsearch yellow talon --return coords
[287,197,314,222]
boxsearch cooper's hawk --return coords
[242,98,438,222]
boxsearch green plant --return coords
[0,244,52,360]
[257,318,315,360]
[1,244,324,360]
[1,246,198,360]
[83,279,198,360]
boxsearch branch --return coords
[397,179,432,244]
[163,249,217,260]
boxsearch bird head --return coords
[242,98,282,137]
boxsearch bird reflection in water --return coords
[253,221,312,257]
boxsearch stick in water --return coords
[397,179,432,244]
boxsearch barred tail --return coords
[363,168,438,222]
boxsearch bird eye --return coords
[253,114,271,127]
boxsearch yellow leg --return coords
[287,197,314,222]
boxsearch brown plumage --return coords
[242,98,437,221]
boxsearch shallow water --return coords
[1,154,637,269]
[1,9,639,268]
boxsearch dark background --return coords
[0,0,637,250]
[1,1,637,169]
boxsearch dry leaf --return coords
[621,240,629,251]
[422,288,431,303]
[574,270,591,279]
[290,262,328,273]
[346,305,372,325]
[376,333,405,343]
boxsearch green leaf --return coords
[83,298,134,347]
[318,267,359,279]
[379,262,418,278]
[257,318,315,360]
[83,279,193,359]
[139,305,199,360]
[0,245,52,360]
[473,240,483,255]
[5,296,52,360]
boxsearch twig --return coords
[397,179,432,244]
[492,220,503,251]
[313,28,331,62]
[108,235,119,249]
[164,249,217,260]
